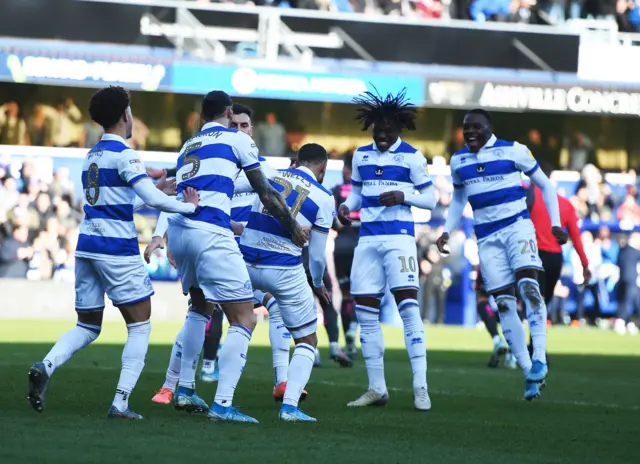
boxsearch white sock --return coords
[268,300,290,386]
[355,305,386,394]
[518,278,548,364]
[43,322,101,376]
[495,295,532,375]
[329,341,341,356]
[398,300,427,389]
[202,359,214,372]
[178,311,209,390]
[162,324,185,391]
[214,325,252,406]
[283,343,315,408]
[348,321,358,334]
[492,335,501,346]
[113,320,151,411]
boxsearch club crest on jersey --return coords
[476,164,486,173]
[375,167,384,176]
[394,154,404,163]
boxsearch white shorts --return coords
[351,238,419,298]
[247,264,317,339]
[168,227,253,304]
[75,257,154,310]
[478,219,543,294]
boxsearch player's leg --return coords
[347,241,388,407]
[28,258,104,413]
[152,316,186,404]
[267,267,319,422]
[475,266,507,367]
[334,236,358,357]
[386,239,430,411]
[480,235,533,385]
[167,228,213,412]
[200,308,224,382]
[206,236,258,423]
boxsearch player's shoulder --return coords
[353,143,375,160]
[391,140,420,156]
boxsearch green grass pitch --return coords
[1,320,639,464]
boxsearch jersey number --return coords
[519,239,538,255]
[85,163,100,206]
[262,177,310,218]
[398,256,417,273]
[181,142,202,181]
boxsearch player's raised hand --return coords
[338,204,352,226]
[291,224,309,247]
[144,236,165,263]
[436,232,450,255]
[313,284,331,307]
[379,191,404,207]
[552,226,568,245]
[155,171,177,196]
[182,187,200,208]
[146,166,166,179]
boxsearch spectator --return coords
[34,192,54,231]
[43,98,83,147]
[79,120,103,148]
[0,176,20,216]
[598,226,620,264]
[0,101,28,145]
[470,0,513,21]
[49,168,76,207]
[615,232,640,335]
[254,112,287,157]
[0,225,33,278]
[567,131,597,171]
[6,193,40,233]
[616,185,640,227]
[26,104,52,147]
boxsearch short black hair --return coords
[88,86,130,130]
[297,143,328,166]
[201,90,233,121]
[353,87,417,132]
[465,109,492,125]
[233,103,253,120]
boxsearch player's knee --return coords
[355,296,380,309]
[518,279,544,307]
[295,332,317,348]
[494,294,514,313]
[393,289,417,305]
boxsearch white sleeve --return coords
[132,178,196,214]
[404,185,436,210]
[117,149,150,186]
[342,185,362,212]
[513,143,540,178]
[133,197,146,211]
[529,169,561,228]
[350,152,362,187]
[444,188,467,234]
[233,132,261,172]
[449,157,464,190]
[308,229,329,287]
[409,151,433,191]
[152,211,175,238]
[312,196,335,235]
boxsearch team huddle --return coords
[27,84,567,423]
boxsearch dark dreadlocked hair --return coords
[353,87,417,132]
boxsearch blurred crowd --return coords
[0,99,149,150]
[186,0,640,31]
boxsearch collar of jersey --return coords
[294,165,317,180]
[474,134,497,152]
[201,121,226,131]
[375,137,402,154]
[100,133,130,146]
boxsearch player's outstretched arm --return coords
[245,168,308,247]
[338,185,362,225]
[133,178,199,214]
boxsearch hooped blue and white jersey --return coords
[450,134,539,241]
[230,157,276,227]
[168,122,260,237]
[240,166,335,268]
[351,138,432,241]
[76,134,150,262]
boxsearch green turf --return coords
[1,320,638,464]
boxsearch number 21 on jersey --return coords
[263,177,310,219]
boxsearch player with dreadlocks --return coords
[337,88,436,411]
